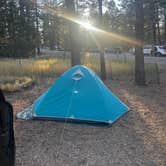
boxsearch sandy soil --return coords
[5,67,166,166]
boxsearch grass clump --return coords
[0,77,34,92]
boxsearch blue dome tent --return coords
[31,65,129,124]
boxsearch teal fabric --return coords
[33,65,129,124]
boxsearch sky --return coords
[114,0,120,6]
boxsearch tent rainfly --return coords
[17,65,129,124]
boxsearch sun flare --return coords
[44,5,141,46]
[80,22,98,31]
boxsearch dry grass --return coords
[0,54,159,83]
[0,77,33,92]
[0,58,70,77]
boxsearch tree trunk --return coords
[156,2,161,45]
[151,1,157,45]
[156,21,161,45]
[152,22,157,45]
[135,0,145,85]
[19,0,24,16]
[98,0,106,80]
[35,0,40,55]
[164,12,166,43]
[65,0,81,66]
[8,0,16,58]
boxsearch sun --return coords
[83,22,94,30]
[80,21,98,31]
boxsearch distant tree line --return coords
[0,0,39,57]
[117,0,166,46]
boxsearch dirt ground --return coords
[5,66,166,166]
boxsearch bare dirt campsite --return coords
[2,57,165,166]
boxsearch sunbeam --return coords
[43,5,142,46]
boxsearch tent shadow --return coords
[32,117,112,128]
[29,109,130,128]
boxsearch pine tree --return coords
[98,0,106,80]
[135,0,146,85]
[0,0,9,57]
[65,0,81,66]
[16,0,38,57]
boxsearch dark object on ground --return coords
[0,89,15,166]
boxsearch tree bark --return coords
[98,0,106,80]
[164,12,166,43]
[35,0,40,55]
[151,1,157,45]
[156,2,161,45]
[65,0,81,66]
[135,0,146,85]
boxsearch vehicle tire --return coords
[151,51,154,57]
[156,52,161,57]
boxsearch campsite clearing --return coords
[5,68,166,166]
